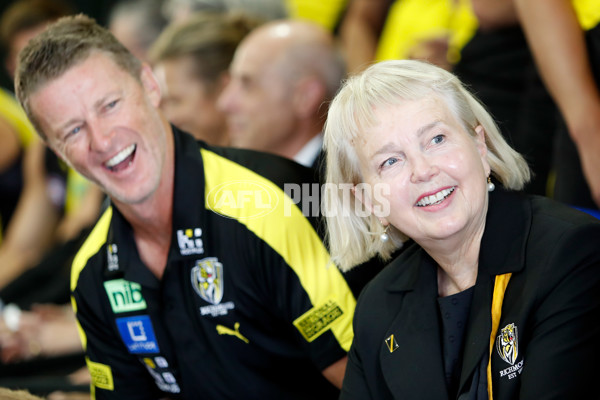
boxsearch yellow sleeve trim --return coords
[70,207,112,356]
[70,207,112,292]
[71,295,87,351]
[201,148,355,350]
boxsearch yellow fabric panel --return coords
[0,88,36,149]
[285,0,349,31]
[573,0,600,30]
[71,295,88,351]
[201,148,355,350]
[71,207,113,292]
[375,0,478,64]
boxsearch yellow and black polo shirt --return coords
[70,127,357,399]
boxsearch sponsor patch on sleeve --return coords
[293,298,344,342]
[86,358,114,390]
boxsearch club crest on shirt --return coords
[191,257,223,305]
[497,323,519,365]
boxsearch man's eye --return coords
[70,126,81,136]
[106,100,118,109]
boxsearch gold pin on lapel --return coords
[385,334,399,353]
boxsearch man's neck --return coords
[277,122,323,162]
[114,124,176,279]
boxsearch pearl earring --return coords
[487,176,495,192]
[380,225,389,242]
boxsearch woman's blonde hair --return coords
[324,59,530,271]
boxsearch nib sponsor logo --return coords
[104,279,147,313]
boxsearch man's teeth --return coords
[416,187,455,207]
[105,144,136,168]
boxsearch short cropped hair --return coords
[15,14,142,139]
[324,59,531,271]
[148,11,261,91]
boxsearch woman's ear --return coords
[474,125,491,175]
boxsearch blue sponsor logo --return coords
[116,315,160,354]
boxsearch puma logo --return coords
[216,322,249,343]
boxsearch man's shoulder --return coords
[71,207,112,292]
[204,146,318,188]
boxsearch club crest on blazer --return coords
[497,323,519,365]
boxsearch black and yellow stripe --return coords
[202,148,355,350]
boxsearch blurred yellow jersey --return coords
[375,0,478,64]
[573,0,600,30]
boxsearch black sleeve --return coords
[518,223,600,399]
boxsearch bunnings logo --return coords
[104,279,147,313]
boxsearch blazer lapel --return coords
[380,254,449,399]
[458,189,531,396]
[457,272,494,395]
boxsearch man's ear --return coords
[140,63,161,108]
[215,72,230,93]
[293,77,325,118]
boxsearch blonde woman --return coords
[324,59,600,399]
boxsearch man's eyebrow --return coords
[93,92,119,109]
[58,117,81,133]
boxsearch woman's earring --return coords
[380,225,389,242]
[487,176,495,192]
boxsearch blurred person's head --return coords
[149,11,260,145]
[108,0,168,62]
[0,0,73,79]
[217,19,345,160]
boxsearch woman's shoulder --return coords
[355,242,423,309]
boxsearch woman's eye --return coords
[431,134,445,145]
[381,157,398,168]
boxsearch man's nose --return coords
[88,121,115,152]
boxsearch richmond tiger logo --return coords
[496,323,519,365]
